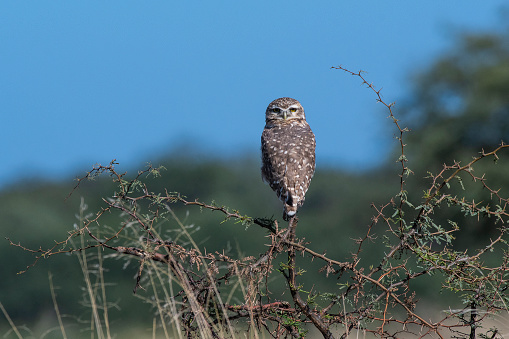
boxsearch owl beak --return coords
[283,111,287,120]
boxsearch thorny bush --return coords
[10,68,509,338]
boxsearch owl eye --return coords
[289,108,297,113]
[272,108,281,113]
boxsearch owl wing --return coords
[261,127,287,194]
[284,124,316,207]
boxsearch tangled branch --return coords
[8,67,509,338]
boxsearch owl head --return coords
[265,97,306,124]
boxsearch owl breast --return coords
[261,121,316,220]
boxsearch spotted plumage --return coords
[261,97,316,220]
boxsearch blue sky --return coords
[1,1,507,188]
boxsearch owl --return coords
[261,97,316,221]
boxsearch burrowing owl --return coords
[261,97,316,220]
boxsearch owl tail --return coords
[283,195,298,221]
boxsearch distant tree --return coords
[398,28,509,244]
[402,29,509,167]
